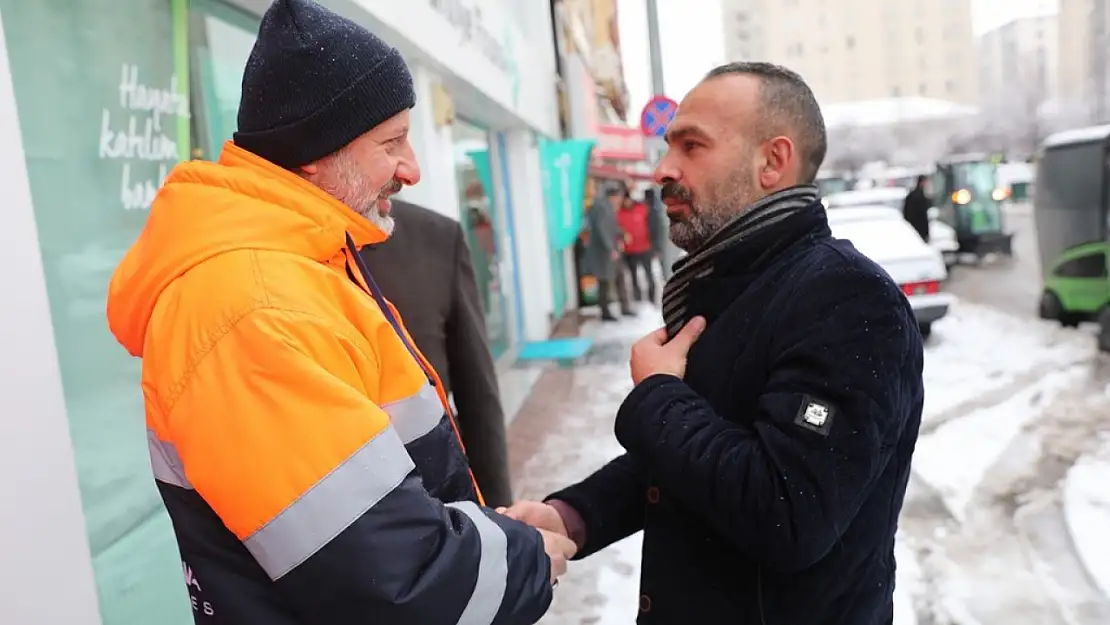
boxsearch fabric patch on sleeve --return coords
[793,395,837,437]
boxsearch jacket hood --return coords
[107,141,387,357]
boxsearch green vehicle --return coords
[931,153,1014,260]
[1034,124,1110,352]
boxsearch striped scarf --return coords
[661,184,819,338]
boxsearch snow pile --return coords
[914,300,1096,519]
[913,365,1086,520]
[922,300,1094,425]
[1064,429,1110,600]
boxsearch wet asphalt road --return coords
[943,203,1043,317]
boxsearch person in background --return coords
[361,199,514,508]
[502,61,923,624]
[902,174,932,242]
[644,187,670,280]
[586,181,633,321]
[105,1,571,623]
[466,206,498,311]
[617,189,658,303]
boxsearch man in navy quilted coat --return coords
[504,62,924,625]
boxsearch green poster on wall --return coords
[0,1,193,623]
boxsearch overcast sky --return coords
[616,0,1060,120]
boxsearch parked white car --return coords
[826,205,953,338]
[823,188,960,267]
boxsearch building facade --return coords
[551,0,648,308]
[1058,0,1110,123]
[0,1,566,623]
[721,0,978,106]
[975,14,1059,152]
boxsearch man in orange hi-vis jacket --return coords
[105,1,574,623]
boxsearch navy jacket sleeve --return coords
[544,453,646,559]
[613,266,923,573]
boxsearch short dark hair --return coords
[704,61,827,183]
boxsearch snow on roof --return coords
[825,204,903,224]
[997,162,1035,184]
[820,97,978,129]
[825,188,908,208]
[977,8,1057,39]
[1042,125,1110,149]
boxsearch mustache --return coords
[660,180,693,204]
[380,178,403,197]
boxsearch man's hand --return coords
[498,502,575,584]
[497,501,568,535]
[538,528,576,584]
[630,316,707,384]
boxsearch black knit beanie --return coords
[233,0,416,169]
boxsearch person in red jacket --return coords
[616,191,658,303]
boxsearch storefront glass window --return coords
[187,0,258,160]
[454,120,511,359]
[0,1,193,622]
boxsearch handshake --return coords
[497,501,578,586]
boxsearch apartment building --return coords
[721,0,978,106]
[1058,0,1109,121]
[976,14,1058,114]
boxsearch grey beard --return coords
[357,197,395,236]
[669,209,732,252]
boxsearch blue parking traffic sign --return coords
[640,95,678,138]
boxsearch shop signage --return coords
[97,63,189,211]
[594,124,644,161]
[428,0,511,74]
[539,137,596,250]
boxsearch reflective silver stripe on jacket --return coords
[148,428,192,490]
[241,424,415,580]
[446,500,510,625]
[383,383,445,444]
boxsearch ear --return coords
[758,136,795,189]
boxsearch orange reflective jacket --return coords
[107,142,552,625]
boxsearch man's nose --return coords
[397,143,421,186]
[654,150,679,186]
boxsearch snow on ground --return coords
[913,364,1087,521]
[921,299,1093,425]
[1064,432,1110,600]
[915,298,1096,519]
[593,534,643,624]
[893,539,922,625]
